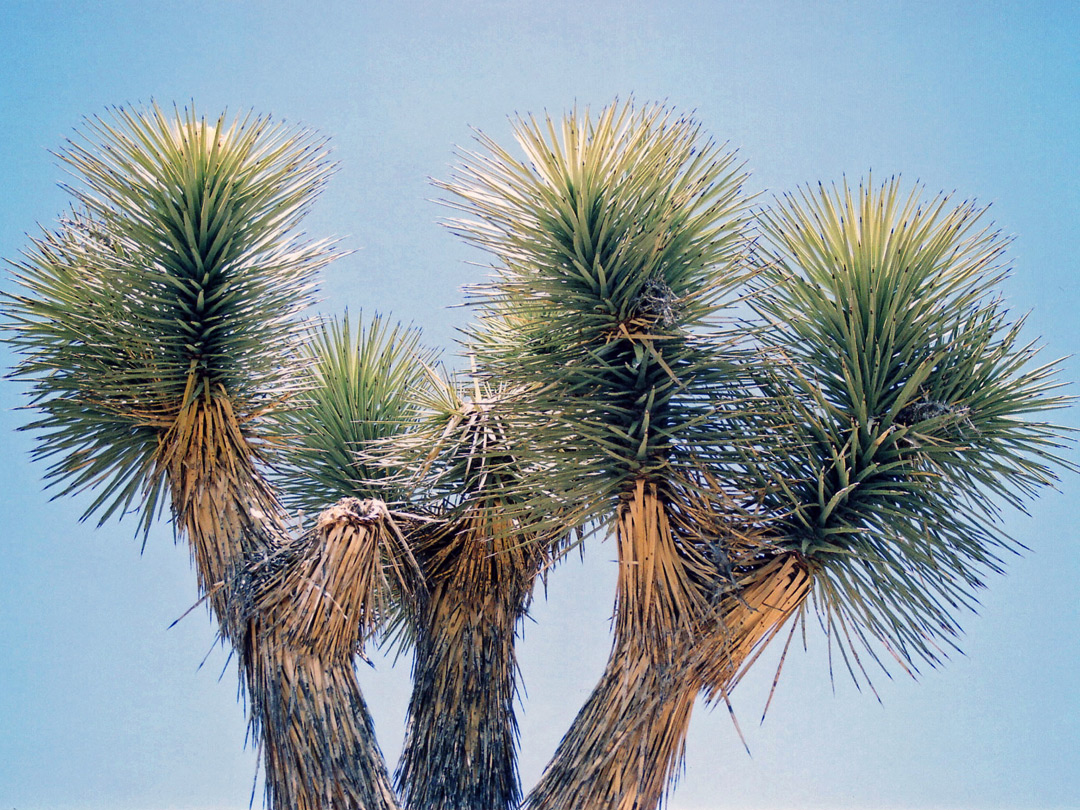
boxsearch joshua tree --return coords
[5,100,1072,810]
[4,108,409,810]
[441,102,773,809]
[441,104,1074,810]
[274,320,568,810]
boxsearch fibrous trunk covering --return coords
[158,392,403,810]
[238,499,415,809]
[526,481,811,810]
[242,648,397,810]
[156,392,279,639]
[396,505,550,810]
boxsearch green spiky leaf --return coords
[5,104,336,535]
[271,311,439,514]
[746,177,1074,676]
[441,100,757,525]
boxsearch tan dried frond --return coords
[692,552,812,697]
[155,384,283,643]
[613,480,713,661]
[527,476,812,810]
[244,497,422,662]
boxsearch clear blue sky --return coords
[1,2,1077,808]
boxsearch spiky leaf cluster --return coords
[5,105,335,533]
[746,179,1073,675]
[443,101,755,524]
[271,313,439,514]
[384,375,528,502]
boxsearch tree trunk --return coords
[526,480,811,810]
[397,510,549,810]
[160,395,404,810]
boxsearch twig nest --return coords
[316,497,387,532]
[630,277,681,328]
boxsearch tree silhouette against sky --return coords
[5,100,1072,810]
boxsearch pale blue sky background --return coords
[1,2,1078,809]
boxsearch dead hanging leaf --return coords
[527,473,813,810]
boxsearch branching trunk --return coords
[526,482,811,810]
[238,497,416,810]
[525,644,700,810]
[159,392,405,810]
